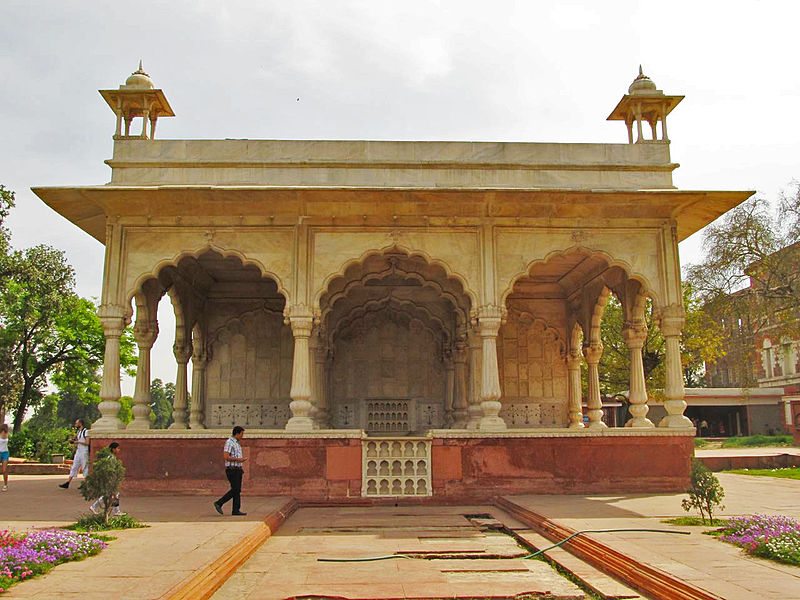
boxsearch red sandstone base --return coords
[92,433,693,499]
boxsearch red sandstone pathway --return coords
[505,472,800,600]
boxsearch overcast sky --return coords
[2,1,799,392]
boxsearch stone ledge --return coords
[90,427,695,440]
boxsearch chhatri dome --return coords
[122,60,155,90]
[628,65,659,95]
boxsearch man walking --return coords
[59,418,90,489]
[213,426,247,516]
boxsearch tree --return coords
[681,459,725,524]
[0,185,20,417]
[596,283,725,397]
[80,446,126,524]
[686,186,800,385]
[0,184,136,430]
[149,379,174,429]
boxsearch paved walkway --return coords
[210,505,594,600]
[0,475,289,599]
[506,472,800,600]
[1,464,799,599]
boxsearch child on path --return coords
[0,424,9,491]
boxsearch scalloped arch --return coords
[322,266,468,327]
[125,243,291,313]
[331,296,450,345]
[500,245,661,307]
[315,243,478,311]
[589,286,612,344]
[505,307,566,355]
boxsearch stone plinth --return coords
[92,430,693,499]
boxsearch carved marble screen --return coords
[206,308,293,428]
[497,310,569,427]
[331,310,445,431]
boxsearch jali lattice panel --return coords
[362,438,432,497]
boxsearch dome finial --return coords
[639,64,643,76]
[138,59,144,72]
[122,60,154,90]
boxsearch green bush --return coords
[32,427,73,463]
[7,429,35,458]
[79,448,126,524]
[7,426,73,462]
[681,459,725,524]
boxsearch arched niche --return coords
[320,248,472,432]
[129,249,289,429]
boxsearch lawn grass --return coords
[720,435,794,448]
[65,513,147,532]
[661,516,728,527]
[693,438,708,448]
[724,467,800,480]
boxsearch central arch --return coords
[319,248,472,432]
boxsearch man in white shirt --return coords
[213,426,248,515]
[59,418,90,489]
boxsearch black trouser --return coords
[216,467,243,513]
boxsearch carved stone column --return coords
[95,306,126,431]
[466,329,483,429]
[286,307,315,431]
[169,343,192,429]
[476,306,507,431]
[189,348,208,429]
[582,342,607,429]
[310,333,330,429]
[659,306,693,428]
[128,322,157,430]
[567,349,585,429]
[623,322,654,428]
[443,348,455,428]
[452,341,469,428]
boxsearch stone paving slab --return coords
[505,472,800,600]
[211,506,587,600]
[0,475,290,600]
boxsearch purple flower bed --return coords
[0,529,106,593]
[720,514,800,566]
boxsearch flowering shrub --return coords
[720,514,800,566]
[0,528,106,593]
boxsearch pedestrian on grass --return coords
[213,425,248,516]
[0,424,9,492]
[89,442,122,515]
[59,418,90,489]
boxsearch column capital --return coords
[453,340,468,363]
[622,321,648,349]
[133,322,158,348]
[582,341,603,364]
[658,303,685,338]
[473,304,506,336]
[285,304,314,336]
[98,303,127,320]
[173,343,193,364]
[566,352,582,370]
[192,347,208,368]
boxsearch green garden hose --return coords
[317,528,690,562]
